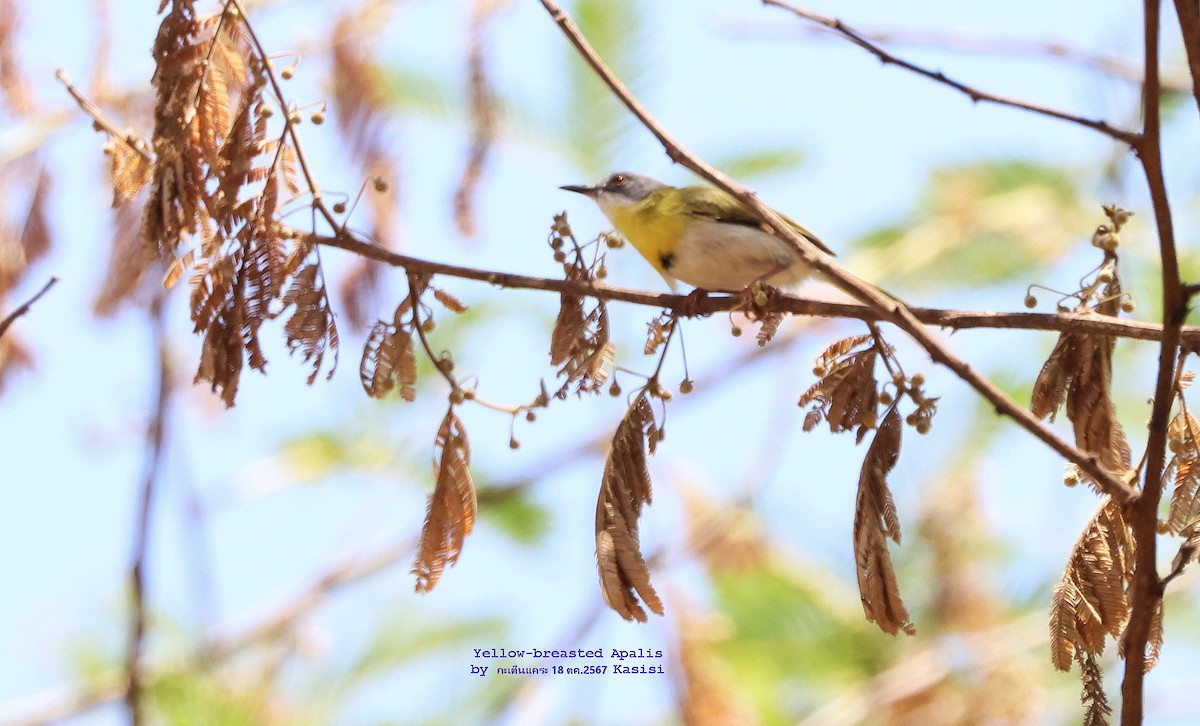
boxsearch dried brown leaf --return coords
[0,0,35,116]
[643,312,672,356]
[853,407,914,636]
[1050,500,1131,671]
[1145,599,1164,672]
[1077,651,1112,726]
[14,168,52,286]
[280,262,340,384]
[800,347,878,434]
[1033,329,1130,481]
[110,141,153,206]
[1166,410,1200,534]
[550,293,612,397]
[755,311,783,347]
[433,287,469,314]
[1032,333,1082,421]
[413,407,476,592]
[94,201,156,316]
[360,307,417,401]
[595,394,664,621]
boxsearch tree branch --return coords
[55,69,152,161]
[1122,2,1181,721]
[1172,0,1200,119]
[124,296,172,726]
[0,277,57,339]
[760,0,1142,146]
[315,231,1200,347]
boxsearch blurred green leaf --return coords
[151,666,325,726]
[849,160,1090,289]
[380,66,459,118]
[566,0,645,173]
[346,615,507,683]
[477,486,551,545]
[711,567,890,723]
[711,147,807,181]
[279,429,408,482]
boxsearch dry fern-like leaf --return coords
[280,262,340,384]
[1165,409,1200,534]
[1077,651,1112,726]
[110,139,153,206]
[1144,598,1164,672]
[94,201,156,317]
[595,394,664,621]
[360,299,417,400]
[413,406,477,592]
[799,335,879,434]
[755,311,784,348]
[1032,262,1130,481]
[550,293,612,397]
[1049,499,1131,671]
[643,311,673,356]
[143,0,212,258]
[0,0,34,116]
[853,407,914,635]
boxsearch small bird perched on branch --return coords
[560,171,833,307]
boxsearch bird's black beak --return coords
[559,183,599,197]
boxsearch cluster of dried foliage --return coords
[2,0,1193,723]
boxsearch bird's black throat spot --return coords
[658,251,675,271]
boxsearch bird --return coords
[559,172,833,299]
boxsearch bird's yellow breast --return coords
[604,192,688,274]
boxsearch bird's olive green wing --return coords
[671,186,836,256]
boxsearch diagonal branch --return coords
[0,277,57,339]
[537,0,1133,503]
[760,0,1141,146]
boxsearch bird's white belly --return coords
[666,220,809,292]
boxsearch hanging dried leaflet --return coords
[595,393,664,622]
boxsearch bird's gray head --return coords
[560,172,668,211]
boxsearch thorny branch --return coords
[0,276,56,339]
[760,0,1142,146]
[538,0,1133,503]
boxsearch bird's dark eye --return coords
[609,174,627,188]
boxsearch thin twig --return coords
[0,277,57,339]
[1122,2,1181,721]
[314,231,1200,348]
[760,0,1141,146]
[723,20,1188,92]
[124,295,172,726]
[55,69,152,160]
